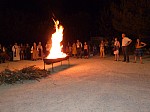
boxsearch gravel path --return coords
[0,56,150,112]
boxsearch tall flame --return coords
[46,19,67,59]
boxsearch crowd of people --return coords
[98,33,147,64]
[0,33,148,64]
[0,42,46,63]
[65,40,89,59]
[65,33,147,64]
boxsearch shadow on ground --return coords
[46,64,77,74]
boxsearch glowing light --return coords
[46,19,67,59]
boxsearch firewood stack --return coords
[0,66,50,85]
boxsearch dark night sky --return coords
[1,0,108,18]
[0,0,106,14]
[0,0,111,45]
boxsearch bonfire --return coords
[46,19,67,59]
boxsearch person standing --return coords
[24,43,31,60]
[20,43,25,60]
[76,40,82,58]
[31,42,38,61]
[72,42,77,58]
[7,44,13,61]
[12,43,20,61]
[113,37,120,61]
[134,38,146,64]
[99,40,105,58]
[37,42,43,60]
[0,44,5,63]
[93,44,97,56]
[1,45,9,63]
[122,33,132,62]
[84,42,89,59]
[45,41,51,57]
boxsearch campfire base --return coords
[43,56,70,71]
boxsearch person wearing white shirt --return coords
[122,33,132,62]
[12,43,20,61]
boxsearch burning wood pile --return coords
[43,19,69,70]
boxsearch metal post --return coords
[44,62,45,70]
[68,58,70,66]
[52,63,54,71]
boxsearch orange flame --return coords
[46,20,67,59]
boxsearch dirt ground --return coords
[0,55,150,112]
